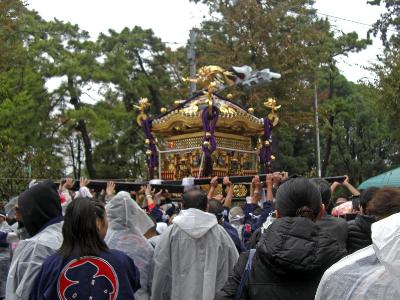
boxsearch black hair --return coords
[59,198,108,258]
[351,196,360,212]
[182,189,208,211]
[208,199,224,222]
[275,178,322,221]
[311,178,331,206]
[359,187,379,212]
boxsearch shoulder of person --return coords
[107,248,133,262]
[14,238,59,262]
[347,219,361,231]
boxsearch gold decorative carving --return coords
[152,111,263,136]
[264,98,281,126]
[134,98,151,126]
[233,184,248,197]
[184,66,235,90]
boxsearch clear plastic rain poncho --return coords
[0,220,12,298]
[151,208,239,300]
[315,211,400,300]
[105,191,155,300]
[5,222,63,300]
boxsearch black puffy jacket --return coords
[247,214,349,250]
[215,217,347,300]
[347,214,376,254]
[316,214,348,249]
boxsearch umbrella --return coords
[358,167,400,189]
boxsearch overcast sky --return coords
[27,0,385,83]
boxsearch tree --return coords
[318,75,396,182]
[98,26,179,113]
[89,93,146,179]
[191,0,370,178]
[0,1,64,200]
[368,0,400,48]
[368,1,400,136]
[25,18,103,178]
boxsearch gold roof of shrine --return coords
[151,94,264,137]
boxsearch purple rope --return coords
[259,118,273,173]
[142,119,158,179]
[201,106,219,176]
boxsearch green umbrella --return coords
[358,167,400,189]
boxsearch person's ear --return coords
[275,210,281,219]
[96,217,103,232]
[317,204,325,220]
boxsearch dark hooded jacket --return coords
[347,214,376,254]
[18,180,62,237]
[215,217,347,300]
[316,214,348,249]
[6,181,63,300]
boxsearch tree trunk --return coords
[77,137,82,178]
[76,119,96,178]
[321,116,334,177]
[67,75,96,178]
[68,139,77,178]
[321,65,336,177]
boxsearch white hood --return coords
[315,212,400,300]
[173,208,218,239]
[372,212,400,283]
[106,191,154,236]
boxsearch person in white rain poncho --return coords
[6,181,63,300]
[315,187,400,300]
[151,188,239,300]
[105,191,155,300]
[0,210,12,299]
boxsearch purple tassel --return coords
[142,119,158,179]
[201,106,219,176]
[260,118,273,173]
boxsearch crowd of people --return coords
[0,172,400,300]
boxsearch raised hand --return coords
[79,177,90,188]
[106,181,116,196]
[210,176,219,188]
[223,176,232,187]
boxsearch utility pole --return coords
[187,29,197,96]
[314,80,322,177]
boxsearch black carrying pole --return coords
[58,175,345,193]
[57,180,185,193]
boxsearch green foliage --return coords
[0,42,64,200]
[193,0,369,105]
[368,0,400,48]
[366,1,400,168]
[319,80,396,182]
[192,0,378,183]
[0,0,397,201]
[88,94,147,179]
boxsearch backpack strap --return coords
[235,249,256,300]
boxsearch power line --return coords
[1,9,396,43]
[317,12,371,27]
[317,12,398,34]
